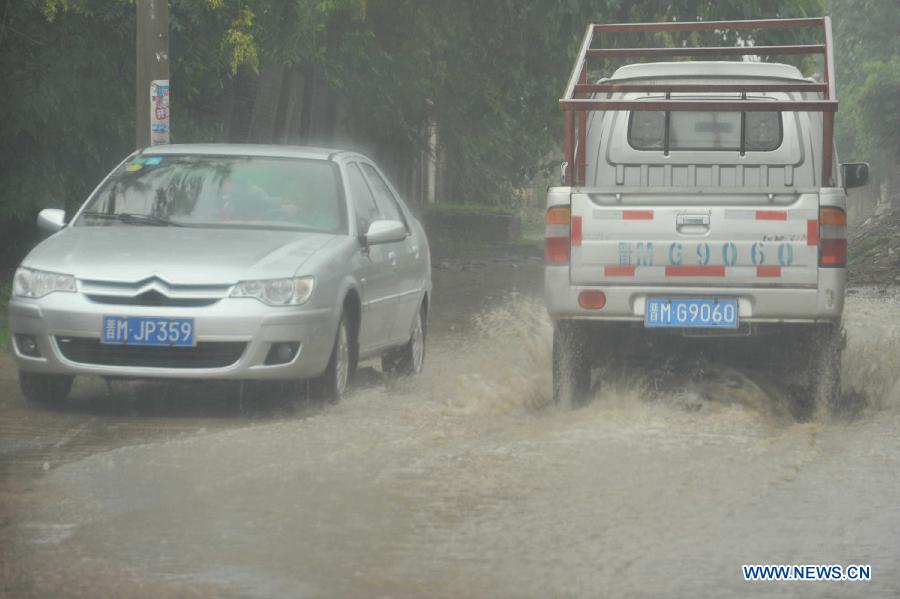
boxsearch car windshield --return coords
[76,154,345,232]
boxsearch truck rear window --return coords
[628,111,782,152]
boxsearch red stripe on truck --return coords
[756,265,782,277]
[622,210,654,220]
[571,216,582,246]
[665,266,726,277]
[755,210,787,221]
[604,265,636,277]
[807,219,819,245]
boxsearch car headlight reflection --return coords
[13,267,77,298]
[231,276,314,306]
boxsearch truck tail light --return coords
[818,207,847,267]
[545,206,571,264]
[819,239,847,267]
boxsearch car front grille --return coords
[85,290,221,308]
[56,337,246,369]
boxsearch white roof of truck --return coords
[609,61,807,81]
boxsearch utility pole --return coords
[136,0,170,149]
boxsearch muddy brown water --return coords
[2,262,899,598]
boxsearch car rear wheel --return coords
[312,315,352,403]
[382,304,426,376]
[19,371,73,406]
[552,320,592,407]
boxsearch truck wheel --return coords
[382,304,426,376]
[19,371,73,406]
[312,314,352,403]
[809,324,845,416]
[552,321,592,407]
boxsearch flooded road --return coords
[2,260,899,598]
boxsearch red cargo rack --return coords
[560,17,837,186]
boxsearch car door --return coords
[359,162,421,345]
[344,162,394,353]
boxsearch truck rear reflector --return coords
[755,210,788,221]
[665,265,726,277]
[604,265,636,277]
[807,220,819,245]
[571,216,582,246]
[578,290,606,309]
[545,237,569,263]
[756,265,782,277]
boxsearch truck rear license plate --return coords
[101,316,195,346]
[645,298,738,329]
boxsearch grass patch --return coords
[423,202,517,216]
[429,236,542,260]
[848,233,889,263]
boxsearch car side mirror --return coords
[841,162,870,189]
[364,220,407,245]
[37,208,66,232]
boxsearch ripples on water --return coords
[405,291,900,425]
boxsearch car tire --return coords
[19,371,73,406]
[312,314,352,403]
[808,323,844,416]
[382,304,426,376]
[552,320,592,407]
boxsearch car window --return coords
[360,163,407,228]
[76,155,345,232]
[629,110,782,151]
[346,163,381,227]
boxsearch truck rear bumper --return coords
[544,265,844,323]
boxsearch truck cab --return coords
[545,19,869,414]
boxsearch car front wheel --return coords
[312,314,352,403]
[19,371,74,406]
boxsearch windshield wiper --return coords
[81,212,182,227]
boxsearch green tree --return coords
[831,0,900,195]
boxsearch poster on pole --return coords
[150,79,170,145]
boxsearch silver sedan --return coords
[8,144,431,404]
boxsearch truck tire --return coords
[809,324,844,416]
[19,371,73,406]
[552,320,592,407]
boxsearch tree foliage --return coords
[7,0,896,270]
[831,0,900,185]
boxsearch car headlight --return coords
[13,267,77,298]
[230,276,315,306]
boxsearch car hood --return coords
[23,225,336,285]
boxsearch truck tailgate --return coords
[570,192,818,287]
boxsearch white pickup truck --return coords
[544,18,869,414]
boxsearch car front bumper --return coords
[8,292,338,380]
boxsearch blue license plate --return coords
[101,316,195,346]
[645,298,738,329]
